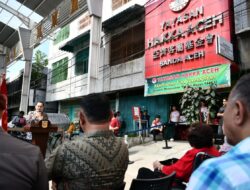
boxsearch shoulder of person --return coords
[27,111,35,116]
[6,135,41,157]
[12,116,18,121]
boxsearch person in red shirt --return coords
[136,124,220,183]
[110,112,121,136]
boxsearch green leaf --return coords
[211,91,215,97]
[206,89,211,94]
[211,99,216,105]
[195,101,199,107]
[205,96,211,101]
[194,92,199,98]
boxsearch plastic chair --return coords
[192,152,215,172]
[129,172,176,190]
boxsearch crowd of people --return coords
[1,74,250,189]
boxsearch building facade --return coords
[7,71,57,120]
[46,0,241,133]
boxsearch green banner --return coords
[145,64,231,96]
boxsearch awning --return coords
[102,4,144,32]
[59,31,90,53]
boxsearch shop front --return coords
[144,0,233,96]
[144,0,234,139]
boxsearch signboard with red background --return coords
[132,106,141,120]
[145,0,233,79]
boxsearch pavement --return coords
[124,140,191,190]
[49,139,191,190]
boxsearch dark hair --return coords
[231,74,250,111]
[0,93,6,111]
[200,100,206,105]
[80,94,111,124]
[113,112,118,117]
[19,111,25,115]
[36,101,44,106]
[188,124,214,148]
[155,114,161,119]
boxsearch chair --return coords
[129,172,176,190]
[172,152,215,190]
[115,182,126,190]
[192,152,215,172]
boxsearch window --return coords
[51,57,68,84]
[112,0,131,10]
[75,48,89,75]
[54,25,70,45]
[110,23,145,66]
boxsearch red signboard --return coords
[145,0,233,78]
[132,107,141,120]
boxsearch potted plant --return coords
[180,86,219,124]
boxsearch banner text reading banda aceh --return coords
[144,0,233,96]
[145,64,231,96]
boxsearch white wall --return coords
[47,13,91,102]
[46,0,146,102]
[102,0,146,22]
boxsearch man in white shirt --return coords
[168,106,180,141]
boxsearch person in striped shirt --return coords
[188,73,250,190]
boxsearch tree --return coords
[180,86,219,124]
[31,50,48,86]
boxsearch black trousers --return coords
[136,158,178,179]
[137,167,165,179]
[151,129,161,141]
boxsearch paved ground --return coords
[49,140,191,190]
[124,140,191,190]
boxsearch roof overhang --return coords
[16,0,62,17]
[59,31,90,53]
[102,4,144,32]
[0,21,19,48]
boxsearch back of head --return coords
[231,74,250,111]
[188,124,214,148]
[19,111,25,116]
[80,94,111,124]
[155,114,161,119]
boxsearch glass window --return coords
[110,23,145,66]
[112,0,131,10]
[54,25,70,45]
[51,57,68,84]
[75,48,89,75]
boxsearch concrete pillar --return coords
[87,0,103,94]
[18,27,33,114]
[116,92,119,111]
[0,54,6,75]
[102,34,111,92]
[87,15,102,94]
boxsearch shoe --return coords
[170,138,174,142]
